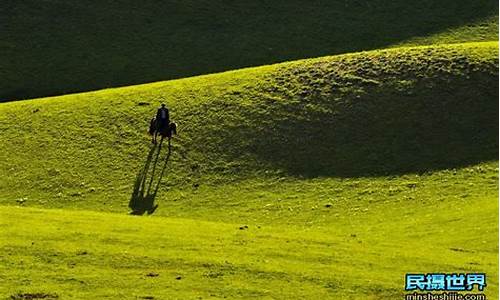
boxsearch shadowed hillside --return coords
[0,42,497,209]
[1,0,498,100]
[1,2,498,298]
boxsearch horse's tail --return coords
[170,122,177,135]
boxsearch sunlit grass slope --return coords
[395,15,499,47]
[2,0,498,100]
[0,42,498,216]
[0,39,498,299]
[0,182,497,299]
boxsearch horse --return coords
[149,117,177,144]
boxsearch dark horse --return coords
[149,118,177,144]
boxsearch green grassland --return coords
[394,15,499,47]
[0,41,498,299]
[0,182,497,299]
[1,42,498,209]
[1,0,498,101]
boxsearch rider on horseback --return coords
[151,103,175,144]
[156,104,169,133]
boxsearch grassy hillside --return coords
[0,41,497,216]
[1,0,498,101]
[1,1,498,297]
[1,179,497,299]
[0,40,498,298]
[395,15,499,47]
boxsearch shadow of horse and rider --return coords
[128,119,177,215]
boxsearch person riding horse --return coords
[156,103,169,133]
[150,103,177,144]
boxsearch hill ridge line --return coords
[2,41,497,105]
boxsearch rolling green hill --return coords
[1,42,497,212]
[0,40,498,298]
[1,0,498,101]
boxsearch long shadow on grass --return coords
[129,138,172,215]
